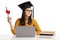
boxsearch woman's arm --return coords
[11,18,20,35]
[33,18,41,35]
[7,17,15,35]
[7,17,20,35]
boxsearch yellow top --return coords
[11,18,41,35]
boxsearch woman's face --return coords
[25,8,32,17]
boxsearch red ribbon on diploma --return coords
[6,7,10,16]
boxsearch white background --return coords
[0,0,60,36]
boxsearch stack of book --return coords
[40,31,55,36]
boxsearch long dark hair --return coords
[20,8,32,26]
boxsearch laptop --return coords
[16,26,35,37]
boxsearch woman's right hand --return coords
[7,16,12,24]
[7,16,13,29]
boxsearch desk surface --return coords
[0,35,60,40]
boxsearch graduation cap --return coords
[18,1,34,18]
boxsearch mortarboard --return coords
[18,1,34,18]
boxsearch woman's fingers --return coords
[7,17,11,23]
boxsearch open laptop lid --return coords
[16,26,35,37]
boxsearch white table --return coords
[0,35,60,40]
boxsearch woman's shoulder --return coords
[16,18,21,22]
[32,18,36,21]
[32,18,38,24]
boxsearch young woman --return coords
[7,1,41,35]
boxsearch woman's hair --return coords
[20,8,32,26]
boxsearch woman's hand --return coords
[7,16,13,30]
[35,31,41,35]
[7,17,12,24]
